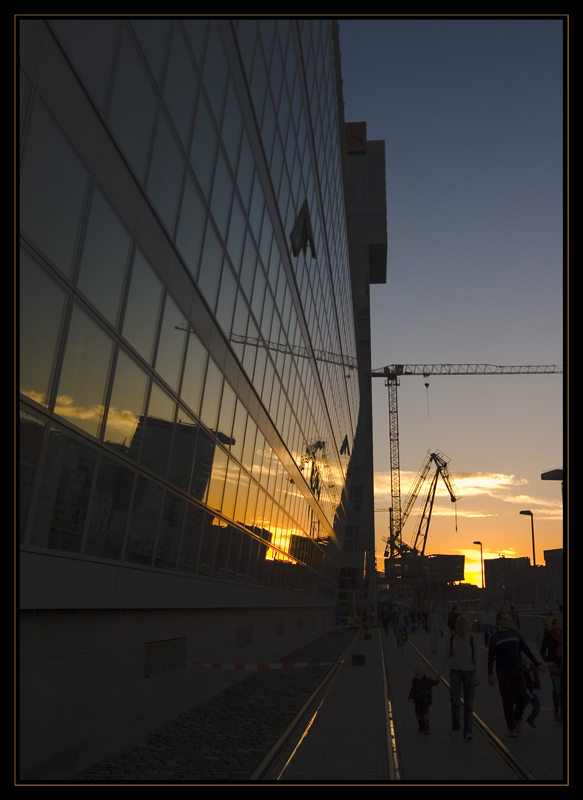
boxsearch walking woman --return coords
[438,615,480,739]
[540,616,563,722]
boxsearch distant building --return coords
[485,556,550,608]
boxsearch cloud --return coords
[374,469,562,522]
[374,469,526,504]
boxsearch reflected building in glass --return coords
[19,19,386,778]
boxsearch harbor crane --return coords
[380,448,461,560]
[371,364,562,563]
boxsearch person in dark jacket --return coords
[487,611,546,737]
[408,664,440,734]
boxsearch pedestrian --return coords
[427,604,442,654]
[480,604,496,647]
[521,653,542,728]
[539,616,563,723]
[487,610,547,737]
[438,615,480,739]
[408,663,440,734]
[447,604,460,633]
[394,606,410,642]
[382,612,389,636]
[509,605,520,629]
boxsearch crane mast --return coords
[372,363,562,563]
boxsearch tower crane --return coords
[371,364,562,563]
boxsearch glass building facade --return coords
[18,19,385,778]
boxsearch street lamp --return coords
[473,540,485,595]
[519,510,541,643]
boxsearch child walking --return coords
[522,652,542,728]
[408,664,440,734]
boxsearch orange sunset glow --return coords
[374,467,563,584]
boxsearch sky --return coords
[338,17,565,585]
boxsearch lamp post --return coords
[519,510,540,643]
[473,540,485,599]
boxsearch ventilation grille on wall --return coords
[236,626,253,649]
[144,638,187,677]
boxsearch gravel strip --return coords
[73,626,358,782]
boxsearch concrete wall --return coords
[19,605,334,780]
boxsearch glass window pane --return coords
[108,31,158,181]
[226,195,246,275]
[154,292,188,392]
[210,519,230,578]
[147,113,185,235]
[251,265,266,322]
[20,67,32,140]
[175,173,206,279]
[77,188,132,327]
[197,222,223,310]
[209,149,233,238]
[163,25,197,146]
[234,469,249,525]
[20,100,90,278]
[241,417,257,474]
[199,357,223,431]
[202,21,228,122]
[178,504,206,574]
[215,261,237,335]
[183,19,208,68]
[19,250,67,408]
[104,349,149,455]
[140,381,176,478]
[217,379,236,444]
[30,427,97,552]
[197,514,218,577]
[236,132,254,210]
[56,305,114,438]
[221,79,242,170]
[230,400,247,463]
[19,409,46,542]
[124,475,162,565]
[180,329,208,418]
[122,250,164,364]
[190,430,215,502]
[169,409,197,490]
[51,20,119,110]
[239,230,257,301]
[206,446,227,512]
[222,459,240,520]
[155,491,185,570]
[189,94,216,199]
[131,19,171,85]
[84,454,134,560]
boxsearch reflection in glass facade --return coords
[19,19,370,601]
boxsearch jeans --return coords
[550,663,563,700]
[497,670,527,731]
[482,624,494,646]
[450,669,476,735]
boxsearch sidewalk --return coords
[275,627,391,782]
[382,625,565,782]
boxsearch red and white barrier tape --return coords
[191,661,336,670]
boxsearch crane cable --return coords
[425,382,430,417]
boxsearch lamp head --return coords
[519,510,533,516]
